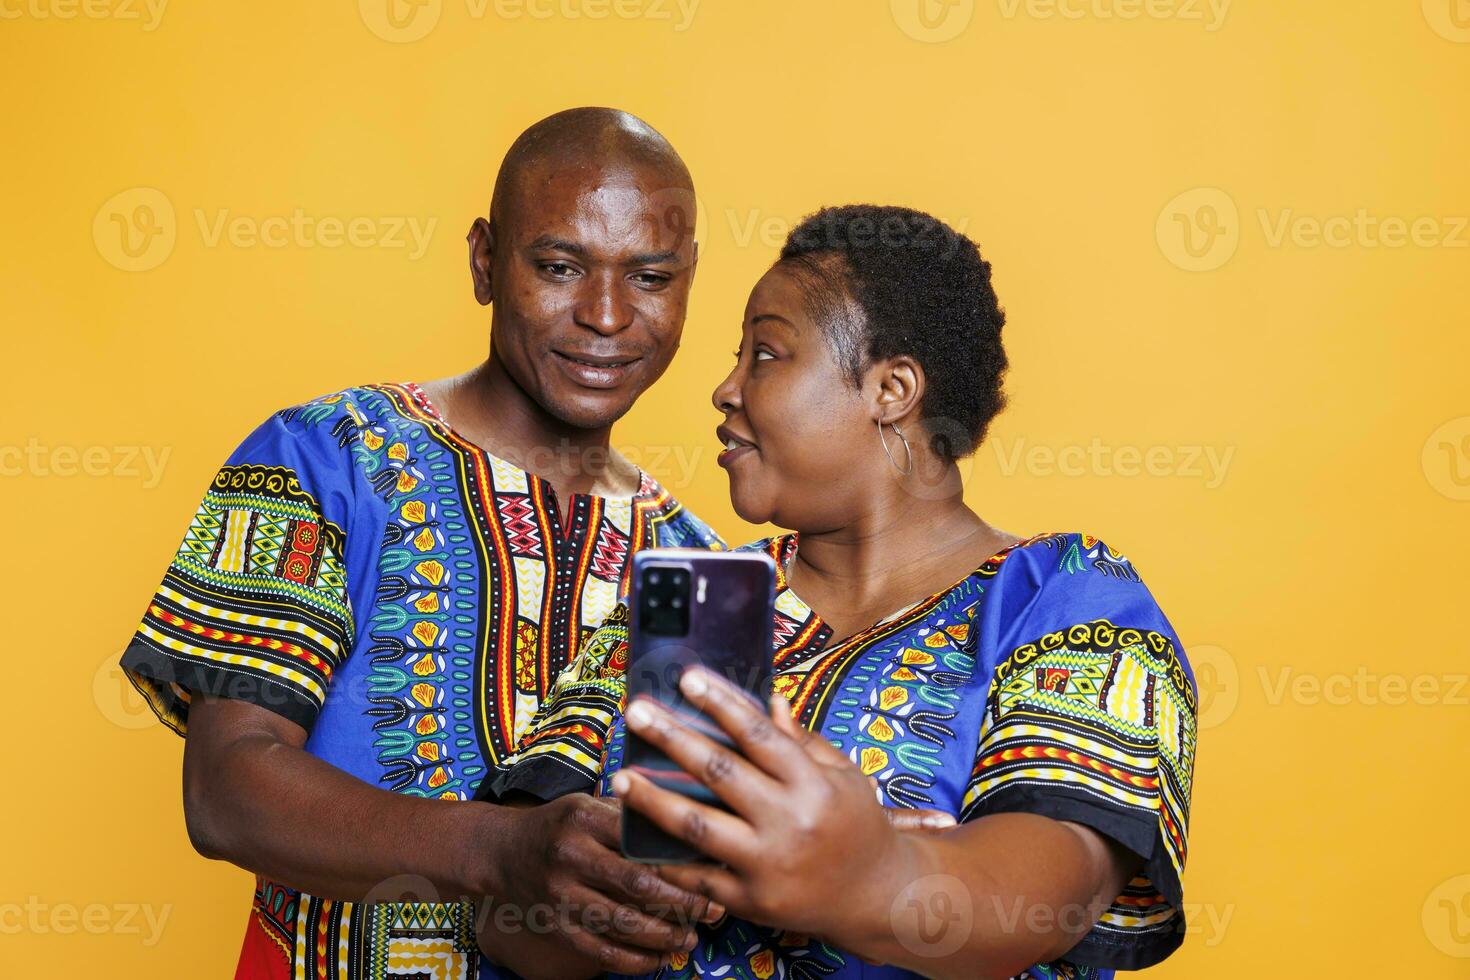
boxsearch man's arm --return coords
[183,694,714,975]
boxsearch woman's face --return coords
[711,264,882,530]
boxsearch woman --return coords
[484,205,1197,979]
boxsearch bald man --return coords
[119,108,723,980]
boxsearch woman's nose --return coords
[711,361,744,415]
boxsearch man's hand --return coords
[476,793,721,978]
[181,695,718,980]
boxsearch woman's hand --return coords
[610,666,935,944]
[612,666,1142,978]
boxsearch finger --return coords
[569,795,624,850]
[884,808,958,833]
[557,884,697,962]
[624,695,779,818]
[562,927,667,977]
[678,667,817,785]
[769,691,802,737]
[598,853,726,927]
[610,767,757,869]
[653,862,745,917]
[770,691,850,769]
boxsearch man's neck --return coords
[419,358,641,499]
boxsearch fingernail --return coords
[704,902,725,923]
[681,669,707,698]
[923,813,957,829]
[683,932,699,951]
[626,700,653,729]
[611,771,630,796]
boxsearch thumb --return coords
[884,808,958,834]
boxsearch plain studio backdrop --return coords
[2,0,1467,974]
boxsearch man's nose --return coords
[573,274,635,335]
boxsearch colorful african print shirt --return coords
[119,382,723,980]
[483,532,1198,979]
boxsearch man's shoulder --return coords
[228,382,440,501]
[273,381,429,440]
[636,477,727,551]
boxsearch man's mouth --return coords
[553,350,642,389]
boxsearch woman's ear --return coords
[467,217,495,306]
[871,355,925,427]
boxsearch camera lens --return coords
[648,596,660,608]
[648,570,662,586]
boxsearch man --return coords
[120,107,723,979]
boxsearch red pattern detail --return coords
[236,906,291,979]
[589,522,629,581]
[149,604,333,679]
[522,721,607,751]
[495,495,543,558]
[771,612,800,647]
[1037,667,1071,693]
[976,744,1160,790]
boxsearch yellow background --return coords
[3,0,1468,974]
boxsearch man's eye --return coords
[754,348,776,361]
[542,263,578,277]
[631,272,671,287]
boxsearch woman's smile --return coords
[715,423,757,467]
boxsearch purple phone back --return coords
[622,549,776,862]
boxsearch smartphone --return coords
[620,549,777,864]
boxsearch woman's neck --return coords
[787,491,1019,639]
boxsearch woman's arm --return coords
[611,667,1141,979]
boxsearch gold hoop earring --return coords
[878,420,913,475]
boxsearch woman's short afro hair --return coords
[778,204,1008,460]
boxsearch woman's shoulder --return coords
[992,531,1147,585]
[983,531,1182,657]
[732,535,791,553]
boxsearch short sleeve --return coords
[962,534,1198,971]
[475,603,632,803]
[120,409,365,736]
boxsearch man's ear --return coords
[872,355,925,428]
[468,217,495,306]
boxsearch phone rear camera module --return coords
[640,565,690,636]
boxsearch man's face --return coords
[475,160,698,430]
